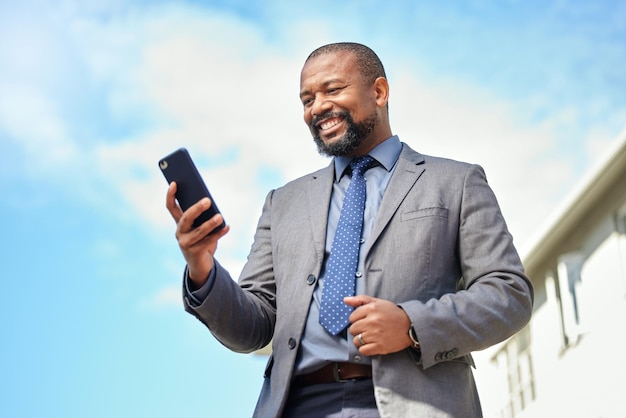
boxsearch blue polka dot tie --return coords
[320,156,376,335]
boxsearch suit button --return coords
[288,338,297,349]
[306,274,316,285]
[447,348,458,359]
[435,352,443,361]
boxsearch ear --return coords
[372,77,390,108]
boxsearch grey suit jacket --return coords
[184,143,533,417]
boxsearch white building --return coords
[476,130,626,418]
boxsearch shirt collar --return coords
[334,135,402,181]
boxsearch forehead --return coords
[300,50,360,92]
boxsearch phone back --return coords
[159,148,224,230]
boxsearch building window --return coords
[556,252,584,346]
[494,326,535,418]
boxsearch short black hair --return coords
[306,42,387,83]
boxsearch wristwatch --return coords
[408,326,420,350]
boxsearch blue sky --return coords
[1,1,625,417]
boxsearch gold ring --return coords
[357,333,365,346]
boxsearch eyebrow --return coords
[300,78,345,98]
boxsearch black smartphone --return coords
[159,148,226,232]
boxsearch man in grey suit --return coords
[166,42,533,417]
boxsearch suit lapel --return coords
[366,145,426,254]
[306,162,335,265]
[302,147,425,266]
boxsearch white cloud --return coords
[79,7,329,253]
[3,1,620,263]
[66,5,580,257]
[387,70,575,250]
[141,284,181,310]
[100,4,626,265]
[0,83,77,171]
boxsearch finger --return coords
[166,182,183,222]
[348,321,363,337]
[214,223,230,239]
[353,334,386,356]
[177,197,213,233]
[194,213,227,240]
[355,332,366,347]
[347,295,378,325]
[358,343,381,356]
[344,294,376,307]
[357,334,408,357]
[178,214,227,249]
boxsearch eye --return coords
[327,86,344,95]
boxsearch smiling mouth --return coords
[319,117,342,131]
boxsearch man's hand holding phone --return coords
[160,148,229,288]
[165,181,230,288]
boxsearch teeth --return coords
[320,119,341,130]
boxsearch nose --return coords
[310,95,331,118]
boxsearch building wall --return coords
[475,174,626,417]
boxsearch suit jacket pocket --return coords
[401,207,448,221]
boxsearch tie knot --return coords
[349,156,376,176]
